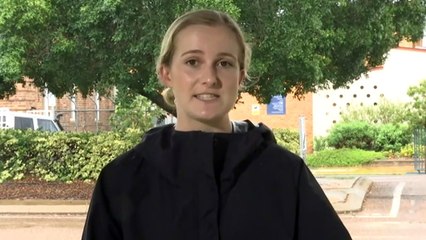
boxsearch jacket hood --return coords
[135,120,276,186]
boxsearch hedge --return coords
[0,128,300,183]
[0,129,142,183]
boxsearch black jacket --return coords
[82,121,351,240]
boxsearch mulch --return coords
[0,176,95,200]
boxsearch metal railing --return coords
[413,128,426,173]
[55,109,115,132]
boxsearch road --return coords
[341,174,426,240]
[0,174,425,240]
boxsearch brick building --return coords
[230,93,312,153]
[0,78,45,112]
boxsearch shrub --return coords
[314,136,329,152]
[406,79,426,128]
[326,121,377,150]
[110,95,165,133]
[273,128,299,154]
[399,143,414,157]
[32,132,93,182]
[80,129,142,180]
[0,129,142,183]
[374,124,411,152]
[327,120,412,152]
[341,98,408,125]
[0,130,39,182]
[307,148,385,168]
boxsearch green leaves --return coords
[240,0,425,102]
[407,79,426,128]
[0,129,39,182]
[0,129,142,183]
[327,121,377,150]
[109,95,165,133]
[307,148,385,168]
[272,128,299,154]
[0,0,425,112]
[341,99,408,125]
[326,120,412,152]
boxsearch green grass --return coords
[306,148,385,168]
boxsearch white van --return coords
[0,108,62,132]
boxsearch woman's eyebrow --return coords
[217,52,237,60]
[180,49,203,57]
[180,50,237,60]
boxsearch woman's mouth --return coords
[195,94,219,101]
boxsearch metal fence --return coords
[55,109,115,132]
[413,128,426,173]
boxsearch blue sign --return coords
[267,95,286,115]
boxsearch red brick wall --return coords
[229,93,314,153]
[55,93,115,132]
[0,78,44,111]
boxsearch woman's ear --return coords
[238,69,245,86]
[159,65,173,87]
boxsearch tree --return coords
[1,0,425,113]
[406,79,426,128]
[109,95,164,133]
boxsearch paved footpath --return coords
[315,159,417,212]
[0,214,85,240]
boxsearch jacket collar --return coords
[136,120,276,185]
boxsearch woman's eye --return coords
[218,60,233,68]
[185,59,198,66]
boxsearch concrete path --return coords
[0,200,89,215]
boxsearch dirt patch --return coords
[0,176,95,200]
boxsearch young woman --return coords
[82,9,351,240]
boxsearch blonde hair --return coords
[157,9,252,107]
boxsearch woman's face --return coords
[160,24,244,131]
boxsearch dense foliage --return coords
[0,129,142,182]
[1,0,425,113]
[109,95,165,133]
[406,79,426,128]
[326,121,411,152]
[340,98,408,125]
[0,127,299,182]
[273,128,299,154]
[327,121,377,150]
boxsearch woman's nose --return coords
[202,67,219,87]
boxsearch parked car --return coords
[0,108,62,132]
